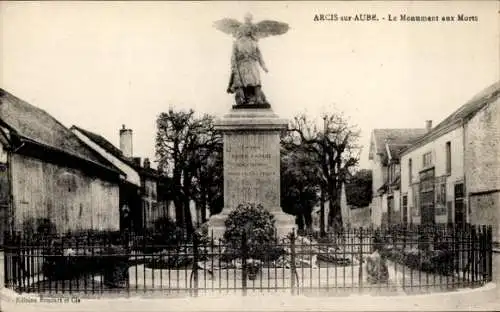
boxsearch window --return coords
[447,201,453,224]
[446,141,451,175]
[409,158,412,183]
[390,164,397,183]
[423,152,432,167]
[435,176,446,215]
[419,168,435,224]
[402,194,408,224]
[412,183,420,216]
[454,183,466,225]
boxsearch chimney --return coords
[143,158,150,169]
[425,120,432,132]
[119,124,133,158]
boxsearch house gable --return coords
[401,81,500,156]
[72,127,141,186]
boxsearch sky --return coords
[1,1,498,169]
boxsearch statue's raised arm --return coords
[213,13,290,108]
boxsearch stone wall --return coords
[11,154,120,233]
[469,192,500,243]
[465,97,500,242]
[464,97,500,193]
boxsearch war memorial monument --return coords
[207,13,296,238]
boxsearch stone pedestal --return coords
[207,108,296,240]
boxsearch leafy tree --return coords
[346,169,372,208]
[155,109,221,234]
[280,147,320,232]
[282,108,361,235]
[192,141,223,224]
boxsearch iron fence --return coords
[3,224,493,297]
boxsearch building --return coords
[465,82,500,243]
[0,89,122,243]
[368,127,428,226]
[399,81,500,242]
[71,125,170,233]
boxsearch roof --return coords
[386,143,413,162]
[71,125,159,179]
[402,81,500,155]
[72,126,125,163]
[369,128,427,162]
[377,182,388,194]
[0,89,120,177]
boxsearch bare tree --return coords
[155,108,221,234]
[282,109,361,235]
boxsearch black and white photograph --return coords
[0,1,499,311]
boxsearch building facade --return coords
[464,83,500,242]
[400,124,464,225]
[72,125,170,233]
[368,128,427,227]
[0,89,121,243]
[400,81,500,241]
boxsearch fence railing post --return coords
[241,232,247,296]
[3,231,7,290]
[358,228,363,291]
[487,226,493,282]
[290,230,296,295]
[191,233,199,297]
[481,225,487,283]
[471,225,476,283]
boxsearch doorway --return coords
[454,183,466,225]
[420,168,435,225]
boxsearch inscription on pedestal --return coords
[224,132,280,210]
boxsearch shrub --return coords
[152,217,185,243]
[223,203,278,262]
[137,217,186,253]
[378,238,455,276]
[41,230,130,286]
[144,223,210,270]
[21,217,57,241]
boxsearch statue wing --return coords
[213,18,242,37]
[254,20,290,39]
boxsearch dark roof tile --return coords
[402,81,500,154]
[72,125,159,179]
[372,128,428,161]
[0,89,117,172]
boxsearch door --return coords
[454,183,465,225]
[420,168,435,225]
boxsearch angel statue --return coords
[213,13,289,108]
